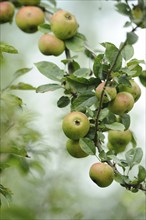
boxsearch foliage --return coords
[0,0,146,211]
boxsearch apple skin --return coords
[62,112,90,140]
[118,80,141,102]
[15,6,45,33]
[108,129,132,150]
[38,34,65,56]
[66,139,88,158]
[89,163,114,187]
[108,92,134,115]
[18,0,40,6]
[0,1,15,24]
[95,82,117,103]
[51,10,79,40]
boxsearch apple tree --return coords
[0,0,146,205]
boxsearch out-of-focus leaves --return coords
[0,42,18,54]
[127,32,138,45]
[38,23,51,33]
[115,3,131,16]
[105,122,125,131]
[121,44,134,61]
[139,70,146,87]
[0,184,13,204]
[13,68,32,80]
[10,82,36,90]
[137,165,146,183]
[65,33,86,52]
[125,148,143,170]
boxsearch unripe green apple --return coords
[89,163,114,187]
[38,34,65,56]
[108,129,132,148]
[66,139,88,158]
[107,141,127,154]
[62,112,90,140]
[108,92,134,115]
[95,82,117,103]
[118,80,141,102]
[15,6,45,33]
[18,0,40,6]
[0,1,15,24]
[131,6,145,28]
[51,10,79,40]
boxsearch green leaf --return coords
[99,108,109,121]
[0,42,18,54]
[121,44,134,61]
[115,3,130,16]
[65,33,86,52]
[125,148,143,169]
[79,138,96,155]
[10,83,36,90]
[14,67,32,80]
[120,114,130,130]
[105,122,125,131]
[72,93,97,111]
[139,70,146,87]
[35,61,64,82]
[38,23,51,33]
[57,96,70,108]
[36,83,62,93]
[73,68,91,78]
[138,165,146,183]
[101,42,122,71]
[131,132,137,148]
[93,54,104,78]
[127,32,138,45]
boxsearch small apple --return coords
[95,82,117,103]
[108,129,132,149]
[38,34,65,56]
[108,92,134,115]
[15,6,45,33]
[18,0,40,6]
[131,5,145,28]
[118,80,141,102]
[62,112,90,140]
[89,162,114,187]
[66,139,88,158]
[0,1,15,24]
[51,10,79,40]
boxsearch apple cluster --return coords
[95,79,141,153]
[38,9,79,56]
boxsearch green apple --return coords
[38,34,65,56]
[118,80,141,102]
[107,141,127,154]
[131,6,145,28]
[0,1,15,24]
[89,163,114,187]
[62,112,90,140]
[108,129,132,149]
[108,92,134,115]
[66,139,88,158]
[95,82,117,103]
[18,0,40,5]
[51,10,79,40]
[15,6,45,33]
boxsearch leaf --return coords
[125,148,143,169]
[139,70,146,87]
[105,122,125,131]
[120,114,130,130]
[101,42,122,71]
[0,184,13,202]
[36,83,62,93]
[127,32,138,45]
[79,138,96,155]
[38,23,51,33]
[131,132,137,148]
[14,67,32,80]
[35,61,64,82]
[99,108,109,121]
[115,3,130,16]
[0,42,18,54]
[93,54,104,78]
[57,96,70,108]
[65,33,86,52]
[10,83,36,90]
[72,93,97,111]
[137,165,146,183]
[73,68,91,78]
[121,44,134,61]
